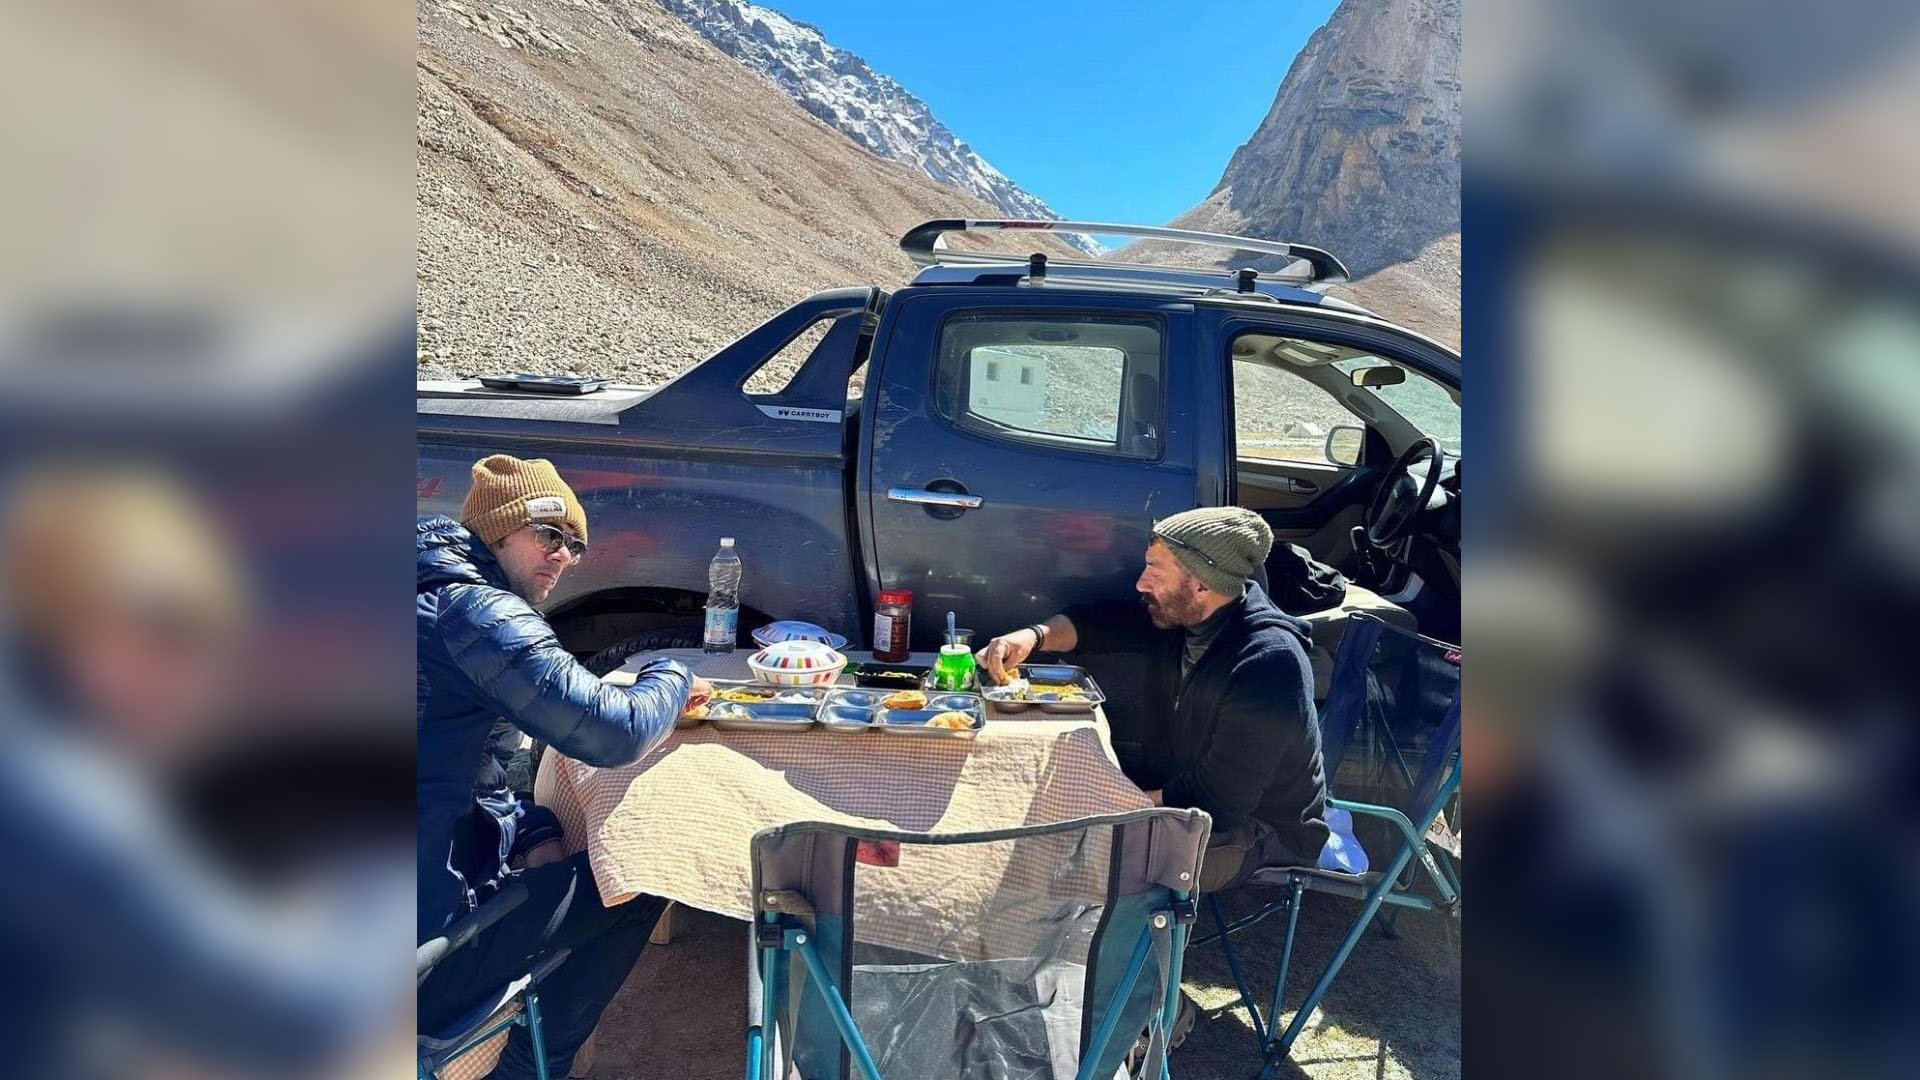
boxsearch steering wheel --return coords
[1365,437,1444,547]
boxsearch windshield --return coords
[1335,356,1462,455]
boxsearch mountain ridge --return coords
[415,0,1077,382]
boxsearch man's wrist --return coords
[1026,623,1050,651]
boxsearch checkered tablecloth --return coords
[533,649,1150,928]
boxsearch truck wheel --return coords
[583,624,705,677]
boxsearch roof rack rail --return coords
[899,218,1350,287]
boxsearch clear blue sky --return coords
[762,0,1340,228]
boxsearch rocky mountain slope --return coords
[1119,0,1460,346]
[416,0,1076,382]
[657,0,1100,255]
[1337,230,1459,346]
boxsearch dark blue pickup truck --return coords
[418,220,1461,686]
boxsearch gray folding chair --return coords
[744,809,1212,1080]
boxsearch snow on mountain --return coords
[659,0,1102,256]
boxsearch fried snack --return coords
[881,689,928,710]
[681,701,710,720]
[926,710,975,730]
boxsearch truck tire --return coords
[583,624,705,677]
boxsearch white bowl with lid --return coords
[747,639,848,687]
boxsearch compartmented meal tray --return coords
[693,681,828,731]
[819,689,985,738]
[980,664,1107,714]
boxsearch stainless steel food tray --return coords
[699,682,828,732]
[979,664,1107,714]
[819,689,985,738]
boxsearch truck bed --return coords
[417,380,661,426]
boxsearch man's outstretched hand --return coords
[687,676,714,708]
[976,628,1040,685]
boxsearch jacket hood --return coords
[417,515,508,593]
[1235,581,1313,646]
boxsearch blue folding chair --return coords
[417,883,568,1080]
[745,809,1212,1080]
[1196,612,1461,1077]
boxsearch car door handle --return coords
[1285,478,1320,496]
[887,487,984,509]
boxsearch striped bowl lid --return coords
[750,639,845,670]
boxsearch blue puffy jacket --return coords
[416,516,689,939]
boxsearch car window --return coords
[934,314,1164,459]
[1334,356,1463,455]
[1232,358,1356,464]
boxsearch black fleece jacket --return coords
[1065,582,1328,860]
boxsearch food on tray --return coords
[716,687,778,703]
[681,701,711,720]
[926,710,975,730]
[881,689,929,710]
[706,702,750,719]
[986,679,1090,702]
[1030,682,1090,700]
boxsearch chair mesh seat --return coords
[746,809,1212,1080]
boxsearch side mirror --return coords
[1325,424,1365,468]
[1350,364,1406,388]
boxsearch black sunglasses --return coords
[1152,530,1218,569]
[529,522,587,560]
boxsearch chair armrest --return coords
[1326,798,1459,906]
[418,882,529,980]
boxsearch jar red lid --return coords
[877,589,913,604]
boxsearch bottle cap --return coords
[720,537,735,547]
[878,588,912,604]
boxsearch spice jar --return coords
[872,589,913,662]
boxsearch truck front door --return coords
[860,291,1205,651]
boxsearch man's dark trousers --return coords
[418,852,664,1079]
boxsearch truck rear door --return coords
[859,290,1204,649]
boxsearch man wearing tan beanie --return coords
[417,454,711,1080]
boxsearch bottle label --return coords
[705,607,737,645]
[872,613,893,653]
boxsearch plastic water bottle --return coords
[704,537,742,653]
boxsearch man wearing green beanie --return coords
[979,506,1328,892]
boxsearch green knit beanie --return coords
[1152,506,1273,598]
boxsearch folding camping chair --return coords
[745,808,1212,1080]
[417,883,569,1080]
[1196,612,1461,1077]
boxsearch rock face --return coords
[1118,0,1459,345]
[659,0,1101,255]
[416,0,1077,382]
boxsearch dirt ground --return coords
[589,883,1458,1080]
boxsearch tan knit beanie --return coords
[459,455,588,547]
[3,465,245,644]
[1152,506,1273,598]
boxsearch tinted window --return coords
[934,314,1163,459]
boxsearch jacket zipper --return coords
[1172,623,1231,712]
